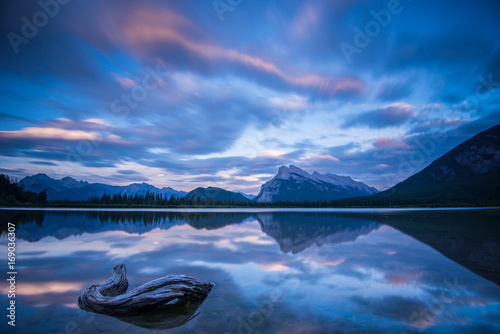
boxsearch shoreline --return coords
[2,206,500,212]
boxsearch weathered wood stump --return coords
[77,264,214,329]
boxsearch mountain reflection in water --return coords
[1,209,499,333]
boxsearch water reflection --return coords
[1,209,500,333]
[255,212,379,254]
[374,211,500,285]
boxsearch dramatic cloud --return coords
[376,82,413,102]
[0,0,499,193]
[343,103,417,129]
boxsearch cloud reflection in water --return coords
[0,210,499,333]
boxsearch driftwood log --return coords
[77,264,214,329]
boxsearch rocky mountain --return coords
[20,174,187,201]
[254,165,378,203]
[185,187,250,202]
[375,124,500,201]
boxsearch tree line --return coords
[50,192,493,208]
[0,174,47,206]
[85,192,253,207]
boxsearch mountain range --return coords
[20,174,187,201]
[185,187,250,202]
[16,124,500,204]
[19,166,377,203]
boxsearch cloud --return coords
[484,52,500,81]
[353,295,437,328]
[30,161,58,166]
[87,4,366,98]
[0,0,499,192]
[409,118,469,134]
[310,155,340,162]
[0,167,26,175]
[376,82,413,102]
[0,127,101,141]
[344,103,417,129]
[385,33,496,72]
[373,137,411,150]
[290,2,321,39]
[269,95,309,112]
[116,169,141,175]
[299,155,341,170]
[107,173,149,183]
[45,118,113,131]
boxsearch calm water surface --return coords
[1,209,499,333]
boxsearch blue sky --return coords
[0,0,499,193]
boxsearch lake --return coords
[1,208,500,333]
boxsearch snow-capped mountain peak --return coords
[255,165,378,203]
[277,165,311,179]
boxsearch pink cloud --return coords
[385,271,423,288]
[0,127,100,141]
[385,273,411,286]
[311,155,340,162]
[319,258,346,266]
[101,7,364,97]
[373,137,411,149]
[374,137,397,147]
[113,74,137,88]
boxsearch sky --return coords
[0,0,499,194]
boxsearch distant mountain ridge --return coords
[238,192,255,200]
[375,124,500,202]
[254,165,379,203]
[185,187,249,202]
[19,167,379,203]
[20,174,187,201]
